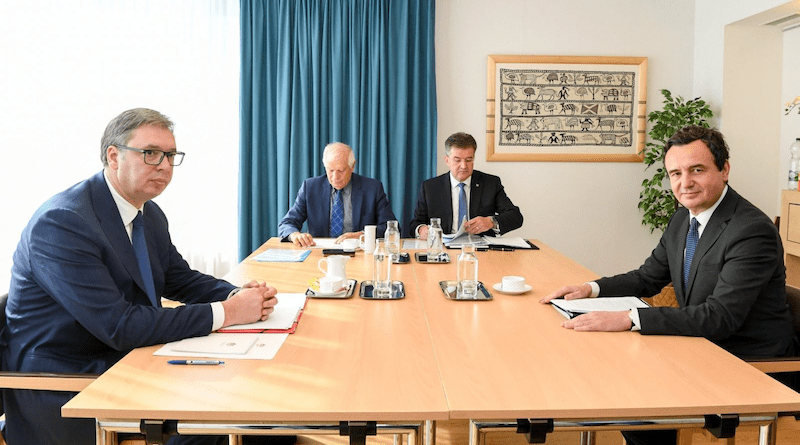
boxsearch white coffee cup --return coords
[359,225,377,254]
[502,276,526,292]
[340,238,359,251]
[319,276,345,294]
[318,255,350,280]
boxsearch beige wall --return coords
[435,0,695,276]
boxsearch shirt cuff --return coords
[629,309,641,331]
[587,281,600,298]
[210,302,225,331]
[210,287,240,331]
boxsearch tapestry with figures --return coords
[487,56,647,162]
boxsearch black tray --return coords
[438,280,492,300]
[360,281,405,300]
[414,252,451,264]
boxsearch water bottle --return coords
[457,244,479,299]
[790,138,800,190]
[373,238,392,298]
[385,220,400,262]
[427,217,443,260]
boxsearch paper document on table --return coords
[306,238,359,250]
[443,217,488,247]
[218,293,307,333]
[168,333,257,355]
[252,249,311,262]
[154,333,288,360]
[482,236,535,249]
[442,216,468,242]
[550,296,650,319]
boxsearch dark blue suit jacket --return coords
[597,187,794,359]
[2,171,235,445]
[278,173,396,238]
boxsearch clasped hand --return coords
[221,280,278,328]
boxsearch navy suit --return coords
[597,187,794,359]
[278,173,396,238]
[408,170,523,236]
[3,171,234,445]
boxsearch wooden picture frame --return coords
[486,55,647,162]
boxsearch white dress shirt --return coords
[589,185,729,331]
[103,170,226,330]
[449,174,472,233]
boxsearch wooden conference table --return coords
[63,238,800,445]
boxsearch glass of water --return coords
[427,217,443,260]
[373,238,392,298]
[385,220,400,262]
[457,243,479,299]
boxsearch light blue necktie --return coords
[330,189,344,237]
[457,183,467,227]
[683,217,699,291]
[132,211,159,307]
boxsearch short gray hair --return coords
[322,142,356,168]
[100,108,174,166]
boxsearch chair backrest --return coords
[785,285,800,336]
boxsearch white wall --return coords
[781,27,800,194]
[694,0,800,217]
[435,0,695,276]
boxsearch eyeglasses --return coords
[114,145,185,166]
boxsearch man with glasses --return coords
[3,108,279,445]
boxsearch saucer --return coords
[492,282,532,295]
[307,279,357,299]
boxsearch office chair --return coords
[0,293,98,445]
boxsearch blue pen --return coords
[167,360,225,365]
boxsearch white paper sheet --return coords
[154,333,288,360]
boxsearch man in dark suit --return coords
[541,126,794,445]
[408,132,523,239]
[278,142,397,247]
[3,109,278,445]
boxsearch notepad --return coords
[252,249,311,262]
[218,293,307,333]
[550,296,650,319]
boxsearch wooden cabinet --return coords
[781,190,800,287]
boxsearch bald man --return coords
[278,142,397,247]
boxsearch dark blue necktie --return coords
[330,189,344,237]
[132,211,159,307]
[683,217,699,291]
[457,183,467,227]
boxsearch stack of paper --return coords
[153,293,308,360]
[550,296,649,319]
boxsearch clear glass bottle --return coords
[427,217,443,260]
[385,220,400,262]
[457,243,479,299]
[373,238,392,298]
[790,138,800,190]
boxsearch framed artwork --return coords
[486,55,647,162]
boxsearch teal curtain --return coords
[239,0,437,258]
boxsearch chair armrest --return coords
[747,357,800,374]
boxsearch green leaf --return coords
[639,89,713,233]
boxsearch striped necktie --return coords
[683,217,699,291]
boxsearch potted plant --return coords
[639,89,714,233]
